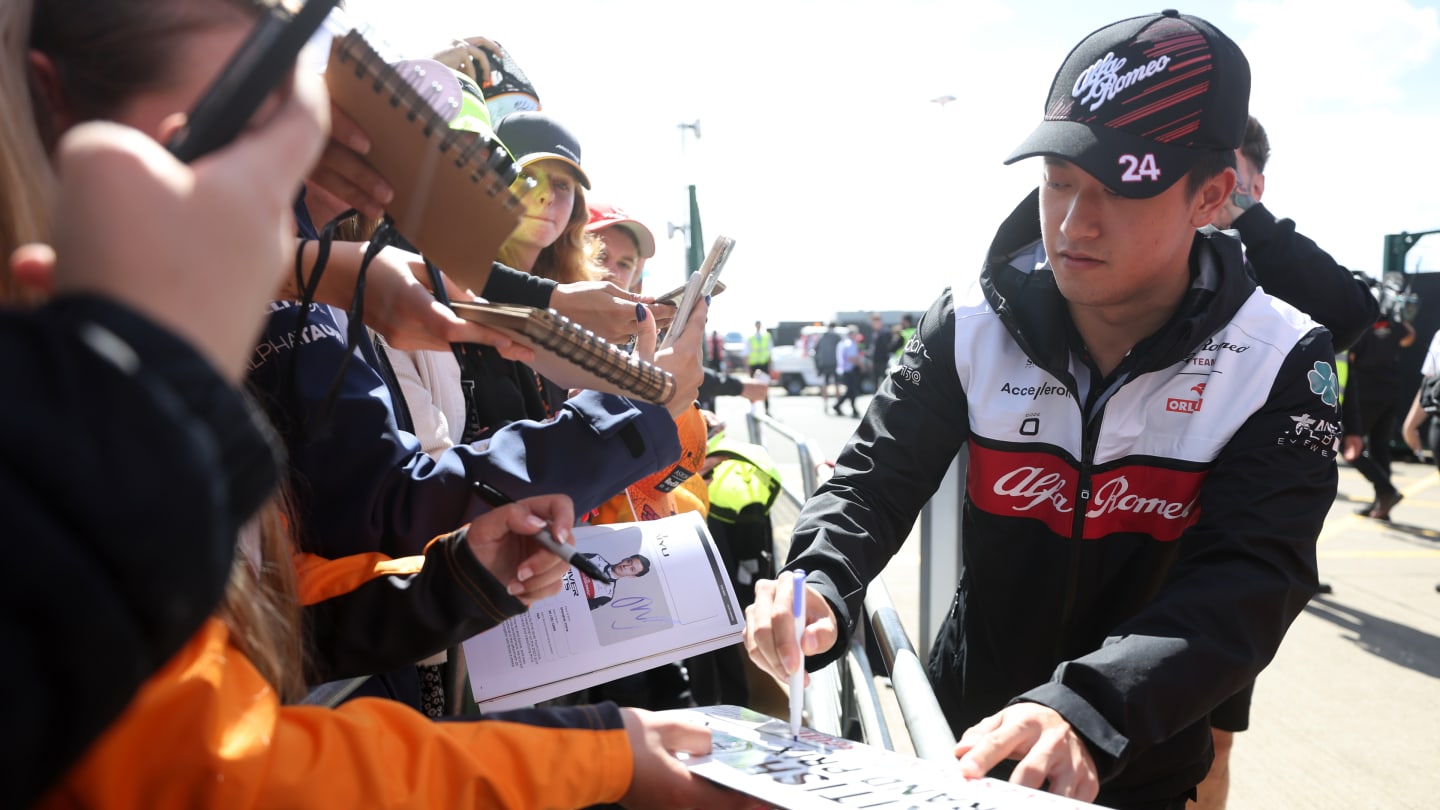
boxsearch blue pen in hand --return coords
[789,568,806,740]
[470,481,614,584]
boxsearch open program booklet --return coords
[680,705,1104,810]
[463,511,744,710]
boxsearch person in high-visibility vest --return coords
[746,321,773,373]
[891,313,916,367]
[746,321,773,414]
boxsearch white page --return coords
[682,705,1105,810]
[464,512,744,708]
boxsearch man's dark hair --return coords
[1239,115,1271,173]
[1184,148,1239,198]
[627,554,652,576]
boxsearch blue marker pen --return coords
[789,569,806,740]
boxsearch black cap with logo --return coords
[495,111,591,189]
[1005,9,1250,198]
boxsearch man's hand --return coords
[742,570,838,686]
[954,703,1099,802]
[464,494,575,605]
[619,708,754,810]
[1342,435,1365,462]
[1211,155,1260,230]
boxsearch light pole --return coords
[677,120,704,276]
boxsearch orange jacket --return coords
[41,616,634,809]
[593,405,710,524]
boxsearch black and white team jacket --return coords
[787,190,1341,806]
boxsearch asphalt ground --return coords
[715,391,1440,810]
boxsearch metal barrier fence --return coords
[744,410,957,759]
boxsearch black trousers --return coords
[1352,396,1400,497]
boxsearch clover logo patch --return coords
[1308,362,1339,408]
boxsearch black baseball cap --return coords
[1005,9,1249,198]
[495,111,591,189]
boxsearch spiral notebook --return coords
[450,302,677,405]
[326,30,521,286]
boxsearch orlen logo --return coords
[1166,398,1202,413]
[1166,382,1206,413]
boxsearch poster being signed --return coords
[464,512,743,710]
[681,705,1104,810]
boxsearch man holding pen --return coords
[743,11,1335,808]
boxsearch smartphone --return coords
[654,278,726,308]
[166,0,340,163]
[659,235,735,350]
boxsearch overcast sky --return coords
[344,0,1440,335]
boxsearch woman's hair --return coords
[1,0,54,300]
[28,0,249,150]
[216,492,307,703]
[24,0,309,700]
[498,169,601,285]
[4,0,249,300]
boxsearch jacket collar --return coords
[979,189,1254,380]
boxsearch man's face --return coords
[595,227,641,291]
[1039,157,1229,313]
[612,556,646,578]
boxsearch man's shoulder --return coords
[1235,287,1328,352]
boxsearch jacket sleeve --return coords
[482,262,556,309]
[699,367,744,400]
[295,529,528,682]
[784,290,970,668]
[2,296,279,808]
[1233,203,1378,351]
[41,620,633,810]
[1340,330,1369,436]
[248,303,681,559]
[1018,330,1337,781]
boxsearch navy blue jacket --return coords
[247,301,680,559]
[3,296,278,807]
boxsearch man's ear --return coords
[1191,167,1237,228]
[1251,172,1265,202]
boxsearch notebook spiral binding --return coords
[334,31,521,211]
[536,310,677,405]
[447,302,679,406]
